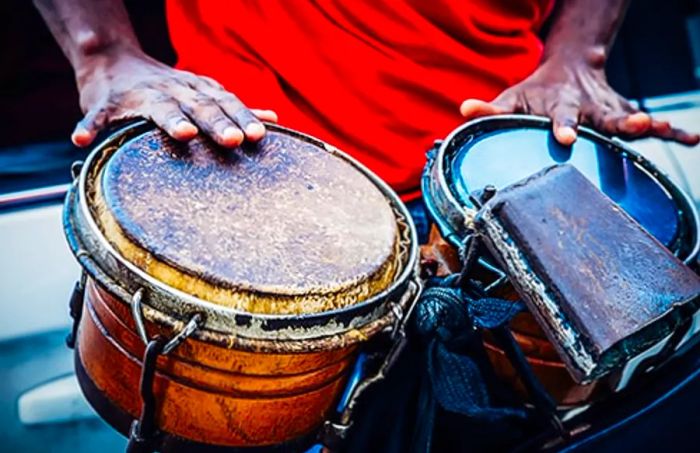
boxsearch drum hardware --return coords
[66,160,88,349]
[423,170,568,437]
[320,278,422,449]
[70,160,84,182]
[126,288,204,453]
[66,269,87,349]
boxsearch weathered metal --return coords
[475,164,700,383]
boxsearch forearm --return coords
[543,0,630,66]
[33,0,142,82]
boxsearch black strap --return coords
[126,337,167,453]
[411,280,528,453]
[66,275,85,349]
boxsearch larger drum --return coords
[63,121,419,450]
[422,115,700,406]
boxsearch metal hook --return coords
[131,289,149,346]
[162,313,203,355]
[70,160,84,181]
[130,288,202,355]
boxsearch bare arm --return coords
[34,0,276,147]
[460,0,699,146]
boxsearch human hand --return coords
[72,49,277,147]
[459,51,699,146]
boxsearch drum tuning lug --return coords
[131,288,150,345]
[468,185,497,209]
[70,161,84,181]
[66,270,87,349]
[131,287,202,353]
[320,420,352,449]
[481,185,497,203]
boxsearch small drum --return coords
[422,115,700,406]
[63,121,419,450]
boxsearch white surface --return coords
[17,374,96,425]
[0,204,78,341]
[632,107,700,203]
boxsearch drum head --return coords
[454,127,678,247]
[93,126,402,315]
[424,115,699,263]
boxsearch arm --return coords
[34,0,276,147]
[459,0,699,146]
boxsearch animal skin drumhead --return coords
[92,128,400,315]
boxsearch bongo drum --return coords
[63,121,419,450]
[421,115,700,407]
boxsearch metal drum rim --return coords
[423,114,700,265]
[64,120,420,346]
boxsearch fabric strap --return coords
[411,278,528,452]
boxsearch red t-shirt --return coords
[167,0,554,199]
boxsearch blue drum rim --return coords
[422,114,700,266]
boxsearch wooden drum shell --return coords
[77,279,355,447]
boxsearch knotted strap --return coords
[411,281,527,452]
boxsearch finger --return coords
[617,96,639,114]
[217,94,266,141]
[71,106,109,147]
[587,109,651,139]
[616,112,652,136]
[631,116,699,145]
[648,123,700,146]
[669,129,700,146]
[190,77,269,141]
[180,92,244,147]
[147,96,198,141]
[650,119,672,137]
[250,109,279,123]
[459,99,507,120]
[550,103,580,146]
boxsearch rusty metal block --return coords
[475,164,700,383]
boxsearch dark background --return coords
[1,0,699,193]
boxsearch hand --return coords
[72,48,277,147]
[459,52,699,147]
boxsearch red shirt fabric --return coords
[167,0,554,199]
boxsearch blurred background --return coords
[1,0,699,451]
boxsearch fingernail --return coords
[263,110,279,122]
[628,112,650,122]
[222,127,244,143]
[460,99,477,116]
[173,121,197,136]
[557,126,577,145]
[71,127,93,146]
[245,122,265,138]
[625,112,651,132]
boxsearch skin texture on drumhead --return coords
[93,129,399,314]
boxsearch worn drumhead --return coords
[92,128,400,315]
